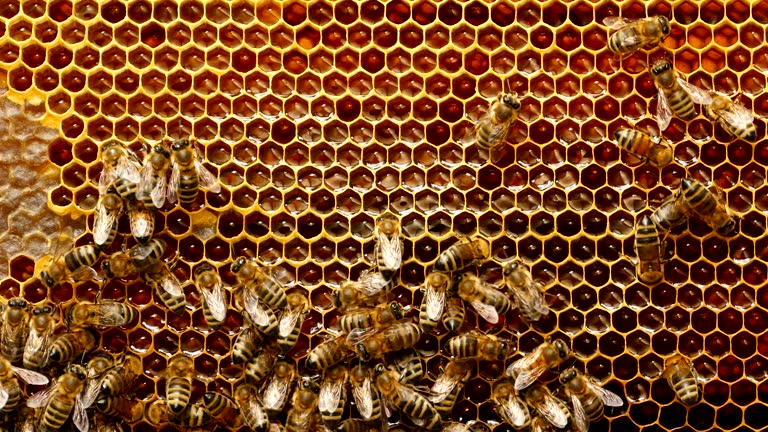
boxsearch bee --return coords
[277,292,309,352]
[232,325,265,365]
[374,364,442,431]
[348,322,422,362]
[613,128,673,167]
[66,301,138,328]
[0,356,49,412]
[603,16,671,55]
[39,241,100,289]
[419,271,451,332]
[28,364,89,432]
[49,328,99,364]
[473,93,522,151]
[262,359,296,415]
[194,264,227,328]
[396,351,424,385]
[705,94,757,141]
[127,202,154,244]
[102,238,165,279]
[244,348,278,385]
[442,296,466,331]
[634,214,664,285]
[306,334,353,371]
[446,331,513,362]
[318,364,347,427]
[95,395,144,422]
[524,383,571,429]
[430,360,471,420]
[338,301,404,334]
[100,353,141,396]
[146,399,212,428]
[374,213,402,280]
[560,368,624,432]
[166,354,195,414]
[0,298,29,363]
[237,292,279,337]
[506,339,570,391]
[456,274,512,324]
[98,141,142,193]
[349,364,381,422]
[168,138,221,204]
[332,271,393,311]
[93,188,123,248]
[231,256,288,310]
[82,352,115,408]
[203,392,244,428]
[492,379,531,430]
[662,354,700,406]
[676,178,737,236]
[503,260,550,323]
[144,266,187,314]
[285,379,321,432]
[23,305,55,370]
[650,59,713,131]
[434,237,491,272]
[651,193,688,233]
[234,384,269,432]
[137,144,172,210]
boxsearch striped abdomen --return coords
[166,377,192,414]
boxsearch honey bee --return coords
[262,359,296,415]
[613,128,673,167]
[234,384,269,432]
[446,331,513,361]
[419,271,451,332]
[503,260,550,323]
[442,296,466,331]
[456,274,512,325]
[277,292,309,352]
[193,264,227,328]
[603,16,671,55]
[127,202,154,244]
[348,364,382,423]
[434,237,491,272]
[676,178,737,236]
[66,301,139,328]
[168,138,221,204]
[237,292,278,337]
[634,214,664,285]
[137,144,172,210]
[332,271,393,311]
[146,399,212,428]
[39,240,100,289]
[473,93,522,151]
[559,368,624,432]
[144,266,187,315]
[98,141,142,194]
[662,354,700,406]
[232,325,265,365]
[28,364,89,432]
[0,298,29,363]
[491,379,531,430]
[524,383,571,429]
[23,305,55,370]
[705,94,757,141]
[95,395,144,422]
[203,392,244,428]
[231,256,288,310]
[0,356,49,413]
[306,334,354,371]
[374,213,402,280]
[430,360,471,419]
[650,59,713,131]
[102,238,165,279]
[374,364,442,431]
[339,301,404,334]
[506,339,570,391]
[166,354,196,414]
[651,194,688,233]
[318,364,347,427]
[285,379,321,432]
[244,348,278,384]
[82,352,115,408]
[49,328,99,364]
[100,353,141,397]
[348,322,422,362]
[93,188,123,248]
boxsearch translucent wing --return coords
[278,308,301,338]
[115,155,141,184]
[129,208,153,241]
[318,377,344,413]
[69,266,98,283]
[377,234,402,271]
[719,101,755,128]
[475,118,513,147]
[353,377,373,419]
[244,290,270,327]
[512,351,548,391]
[656,90,673,131]
[0,385,7,410]
[263,378,290,411]
[195,159,221,193]
[589,381,624,407]
[11,366,50,385]
[346,327,376,346]
[73,394,90,432]
[424,283,446,321]
[678,78,713,105]
[129,242,159,261]
[201,284,227,322]
[150,174,167,209]
[98,169,115,194]
[355,272,389,296]
[81,377,102,408]
[168,162,180,204]
[571,394,590,432]
[430,373,463,403]
[602,16,633,30]
[93,200,119,246]
[536,395,569,429]
[159,271,183,297]
[24,326,53,368]
[26,386,56,408]
[137,164,155,202]
[471,300,500,324]
[499,395,529,428]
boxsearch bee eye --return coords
[511,101,520,109]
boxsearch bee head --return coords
[194,264,211,278]
[102,261,114,279]
[389,301,403,320]
[33,305,52,315]
[554,339,570,358]
[503,261,519,277]
[172,139,190,152]
[95,397,109,412]
[40,271,55,289]
[650,60,672,76]
[231,257,247,273]
[9,298,26,308]
[331,289,342,308]
[658,16,671,36]
[497,341,509,360]
[373,363,386,376]
[356,343,372,362]
[301,378,320,393]
[559,368,578,384]
[502,95,521,110]
[153,145,170,157]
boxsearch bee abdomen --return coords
[42,397,75,429]
[167,378,192,413]
[665,89,696,119]
[64,245,101,270]
[0,384,20,412]
[447,335,477,359]
[155,286,187,315]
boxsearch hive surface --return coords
[0,0,767,430]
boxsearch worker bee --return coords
[285,379,321,432]
[349,364,381,422]
[603,16,671,55]
[348,322,422,362]
[446,331,513,361]
[492,379,531,430]
[430,360,471,419]
[434,237,491,272]
[650,59,713,131]
[244,347,278,384]
[49,328,99,364]
[23,305,55,370]
[651,193,688,233]
[374,364,443,431]
[234,384,269,432]
[127,202,154,244]
[419,271,451,332]
[0,356,49,412]
[203,392,244,428]
[144,266,187,314]
[338,301,404,334]
[374,213,402,280]
[93,188,123,248]
[277,292,309,352]
[306,334,354,371]
[262,359,296,415]
[66,301,139,328]
[28,364,89,432]
[194,264,227,328]
[168,138,221,204]
[613,128,673,167]
[705,94,757,141]
[560,368,624,432]
[442,296,466,331]
[98,141,142,193]
[662,354,700,406]
[95,395,144,422]
[147,399,212,428]
[102,238,165,279]
[0,298,29,363]
[524,383,571,429]
[232,325,265,365]
[634,214,664,285]
[332,271,394,311]
[231,256,288,310]
[506,339,570,391]
[82,352,115,408]
[39,239,100,289]
[137,144,172,210]
[237,291,279,336]
[503,260,550,323]
[100,353,141,396]
[456,274,512,325]
[318,364,347,427]
[676,178,737,236]
[473,93,522,151]
[166,354,196,414]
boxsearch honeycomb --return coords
[0,0,765,430]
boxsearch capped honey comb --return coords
[0,0,766,431]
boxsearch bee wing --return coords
[677,78,713,105]
[424,283,446,321]
[356,272,389,295]
[511,352,547,391]
[536,395,570,429]
[200,284,227,322]
[655,90,673,131]
[588,381,624,407]
[377,233,402,271]
[353,377,374,419]
[168,161,180,204]
[115,155,141,184]
[318,378,344,413]
[73,394,90,432]
[346,327,376,346]
[430,372,462,403]
[263,378,290,410]
[94,199,119,246]
[719,100,755,128]
[499,395,529,428]
[80,377,102,409]
[24,326,53,367]
[195,159,221,193]
[159,270,183,297]
[11,366,49,385]
[0,384,8,410]
[602,16,633,29]
[26,385,56,408]
[471,299,500,324]
[571,394,590,432]
[244,289,271,327]
[478,120,513,147]
[278,308,303,338]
